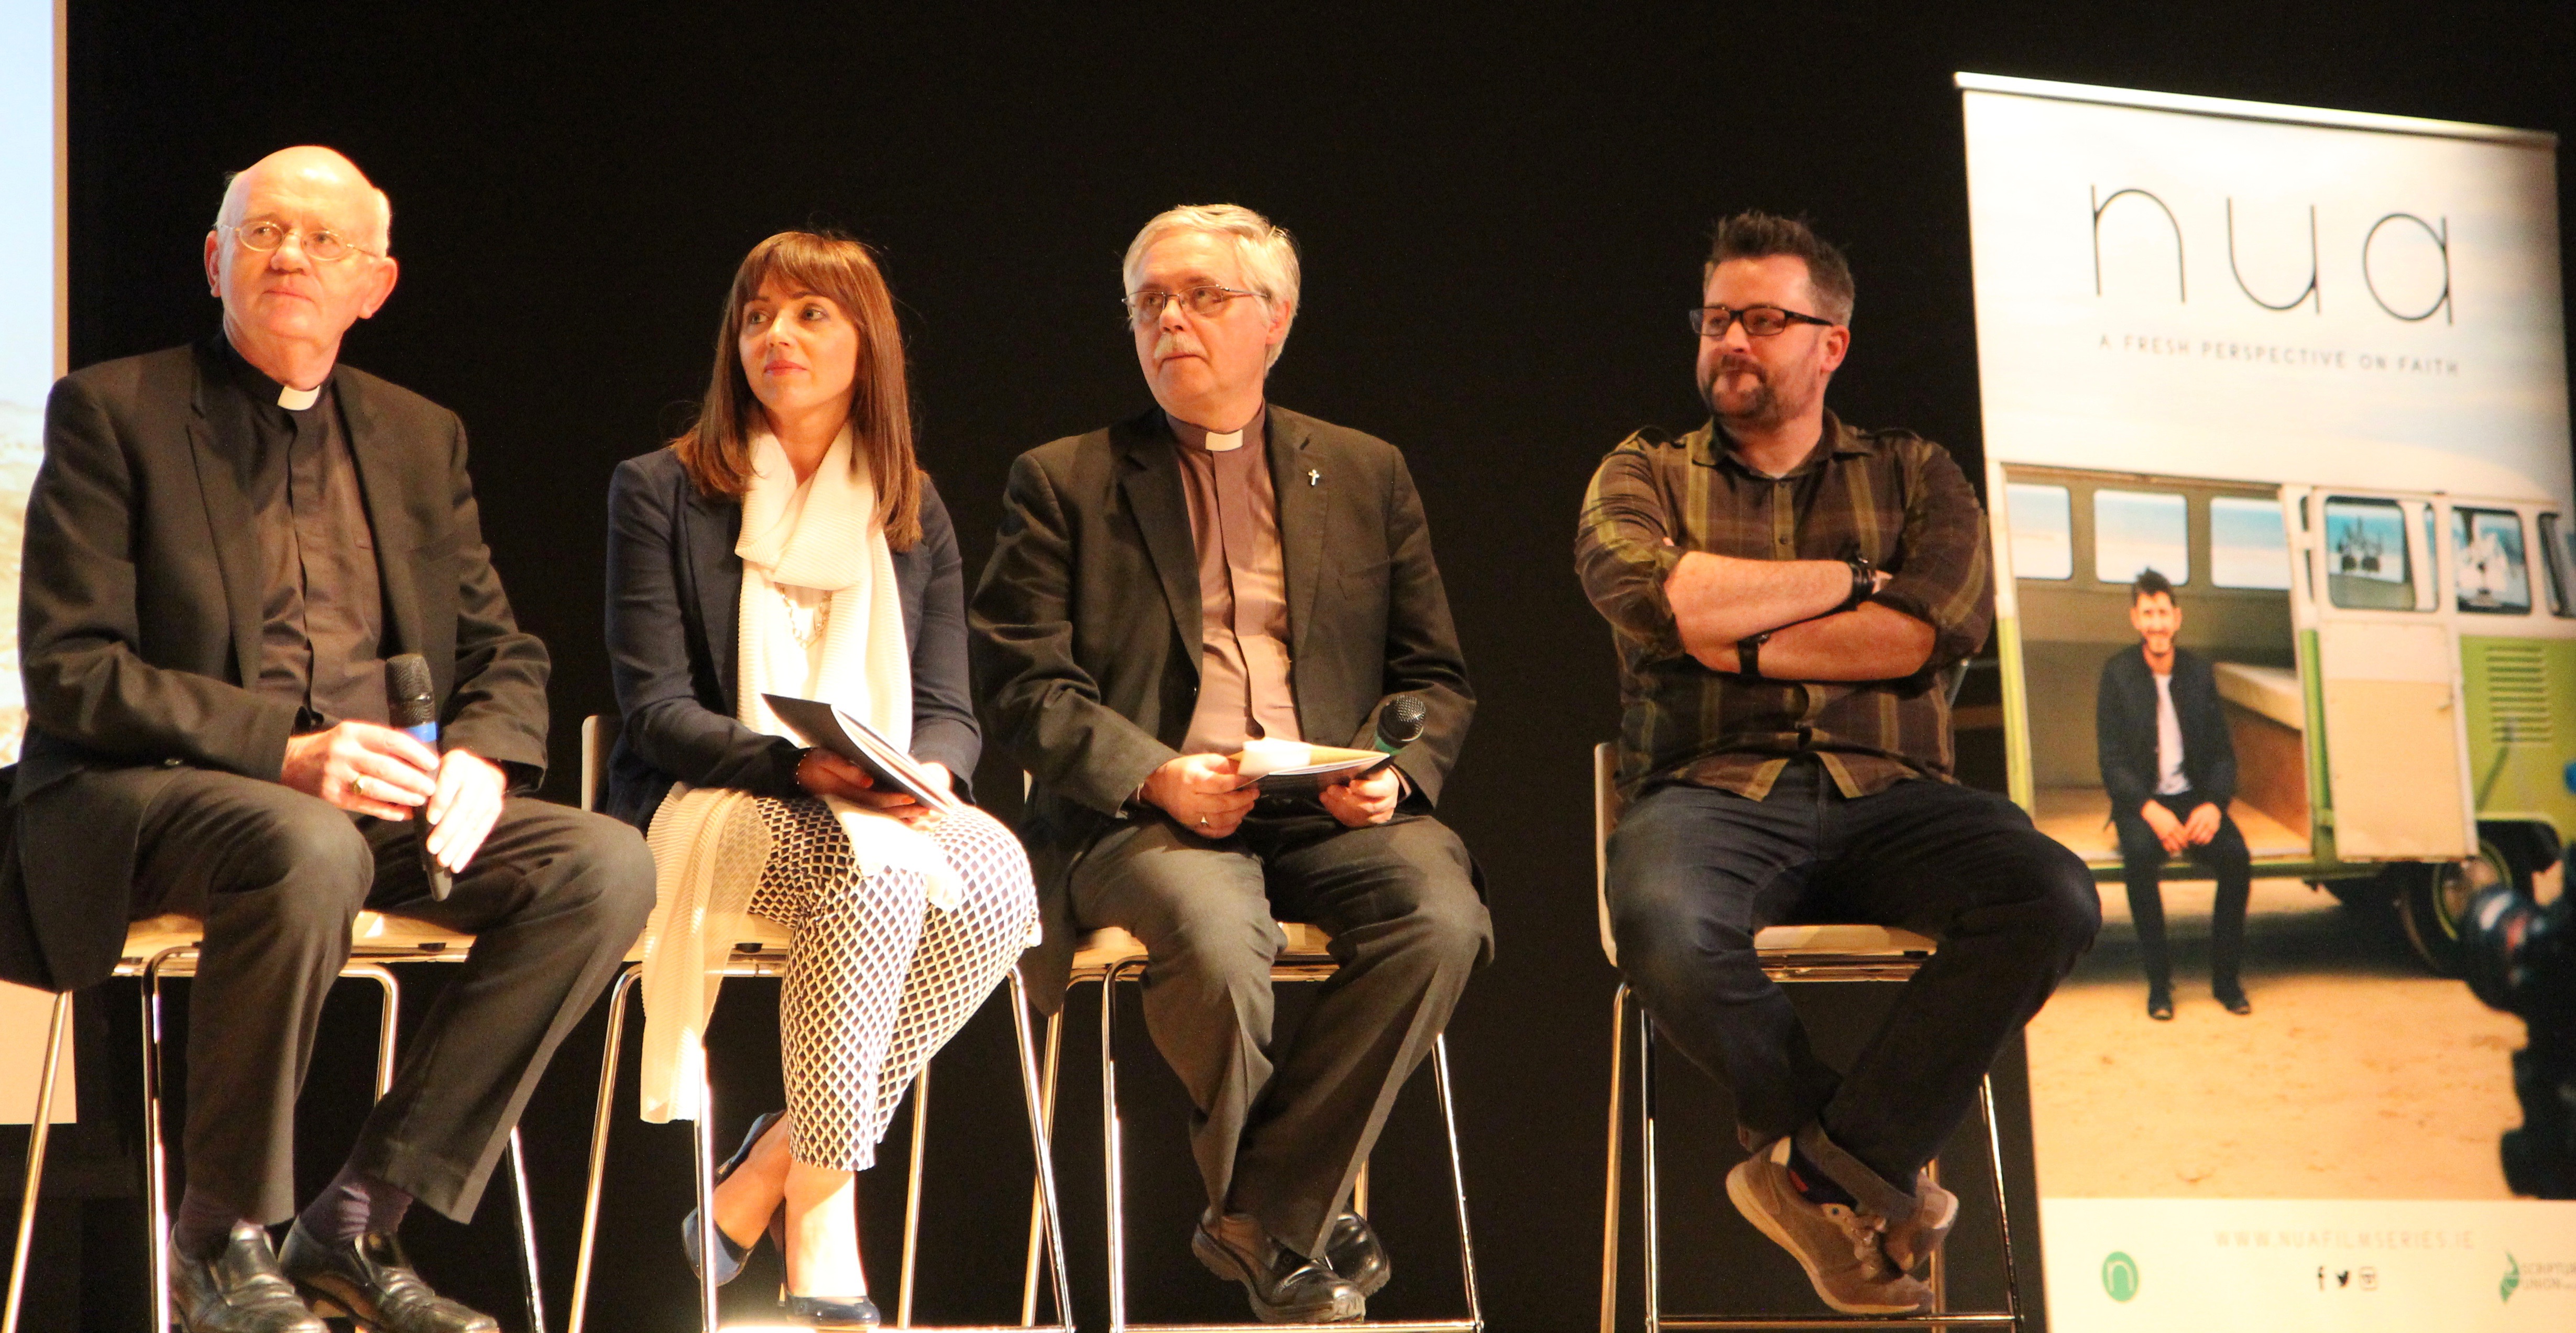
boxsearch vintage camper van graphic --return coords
[1990,469,2576,970]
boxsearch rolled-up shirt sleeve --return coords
[1868,441,1993,670]
[1574,436,1687,660]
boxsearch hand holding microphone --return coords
[386,654,455,899]
[1321,695,1425,828]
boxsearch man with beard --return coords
[1573,213,2096,1314]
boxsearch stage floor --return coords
[2024,875,2533,1199]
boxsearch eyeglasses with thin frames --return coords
[225,220,382,264]
[1123,285,1259,324]
[1686,304,1835,338]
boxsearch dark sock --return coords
[1785,1143,1857,1208]
[296,1163,413,1243]
[172,1187,249,1260]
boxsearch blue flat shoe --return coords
[783,1293,881,1328]
[682,1109,787,1285]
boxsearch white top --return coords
[2152,671,2189,797]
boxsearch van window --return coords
[2005,484,2073,580]
[2323,497,2417,610]
[2544,515,2575,617]
[2455,508,2533,614]
[2210,496,2292,590]
[2095,489,2188,586]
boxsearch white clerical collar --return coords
[277,382,321,411]
[1170,405,1263,453]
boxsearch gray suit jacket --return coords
[3,341,550,991]
[599,446,979,832]
[970,405,1475,1007]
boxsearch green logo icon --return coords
[2102,1251,2141,1303]
[2501,1252,2519,1304]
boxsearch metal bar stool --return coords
[5,911,551,1333]
[1020,923,1485,1333]
[564,715,1075,1333]
[1590,744,2023,1331]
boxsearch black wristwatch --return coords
[1842,554,1878,612]
[1738,630,1772,679]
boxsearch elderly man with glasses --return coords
[2,146,653,1333]
[1574,212,2097,1316]
[972,204,1489,1324]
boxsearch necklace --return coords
[777,584,829,647]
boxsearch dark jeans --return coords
[1604,760,2098,1220]
[1069,806,1490,1259]
[2111,793,2251,992]
[130,767,656,1224]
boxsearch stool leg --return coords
[1352,1159,1369,1220]
[1009,970,1073,1331]
[1101,961,1134,1333]
[694,1068,720,1333]
[569,966,639,1333]
[1020,1006,1064,1327]
[1599,983,1628,1333]
[506,1130,547,1333]
[1431,1033,1485,1330]
[1981,1074,2021,1328]
[898,1065,933,1328]
[1636,1003,1662,1333]
[142,948,191,1333]
[2,989,71,1333]
[352,963,397,1095]
[1926,1155,1946,1315]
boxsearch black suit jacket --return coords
[2096,644,2238,815]
[2,341,551,991]
[970,405,1474,1002]
[599,447,979,832]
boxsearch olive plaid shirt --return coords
[1574,411,1992,801]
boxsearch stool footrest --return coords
[1652,1317,2018,1329]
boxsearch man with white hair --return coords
[2,146,653,1333]
[973,204,1489,1323]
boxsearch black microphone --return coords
[386,653,453,901]
[1372,695,1427,755]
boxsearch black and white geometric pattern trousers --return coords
[746,797,1038,1171]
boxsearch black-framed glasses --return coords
[227,220,381,263]
[1686,304,1835,338]
[1123,285,1258,323]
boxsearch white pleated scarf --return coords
[634,429,959,1123]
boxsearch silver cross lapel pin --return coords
[1307,468,1321,487]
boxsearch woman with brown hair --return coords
[603,230,1036,1327]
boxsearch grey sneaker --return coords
[1882,1173,1957,1279]
[1725,1140,1931,1314]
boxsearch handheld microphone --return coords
[386,653,453,901]
[1372,695,1427,755]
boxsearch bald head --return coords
[215,146,392,254]
[204,145,401,390]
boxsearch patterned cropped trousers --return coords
[746,798,1037,1171]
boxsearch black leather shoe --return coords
[783,1292,883,1327]
[2216,983,2252,1015]
[1322,1211,1390,1297]
[277,1223,497,1333]
[171,1221,327,1333]
[1191,1210,1364,1324]
[2146,986,2174,1021]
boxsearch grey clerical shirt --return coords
[213,338,390,729]
[1169,406,1301,753]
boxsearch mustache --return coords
[1152,331,1205,362]
[1713,355,1766,381]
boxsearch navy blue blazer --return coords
[600,446,978,831]
[2095,644,2237,814]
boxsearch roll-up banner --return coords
[1960,72,2576,1329]
[0,0,68,1126]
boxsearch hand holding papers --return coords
[1230,739,1394,800]
[762,694,961,815]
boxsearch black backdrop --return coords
[16,3,2576,1330]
